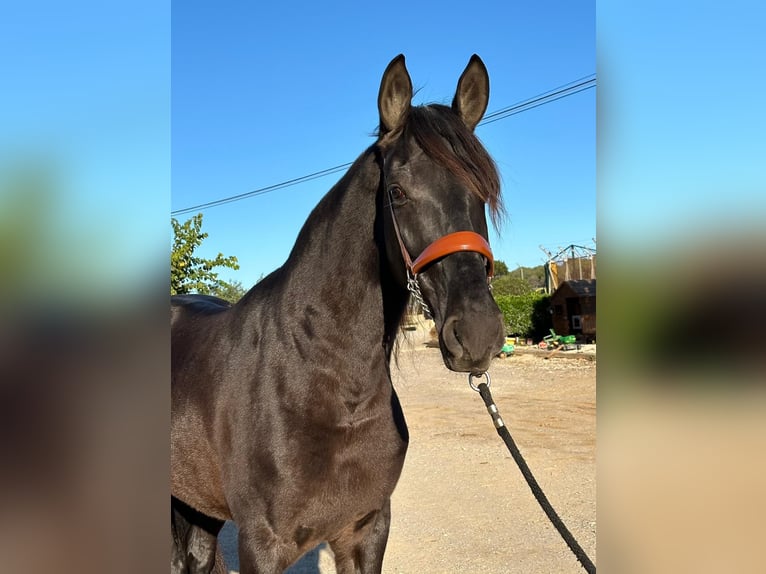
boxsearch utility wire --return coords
[172,163,352,216]
[479,74,596,126]
[172,74,596,217]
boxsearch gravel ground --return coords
[219,323,596,573]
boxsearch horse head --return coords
[376,54,505,373]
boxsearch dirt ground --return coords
[218,323,596,573]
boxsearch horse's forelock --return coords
[385,105,505,229]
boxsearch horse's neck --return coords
[243,151,407,358]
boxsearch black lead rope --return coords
[469,373,596,574]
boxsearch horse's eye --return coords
[389,185,406,203]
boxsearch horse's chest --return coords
[286,414,407,523]
[223,388,408,545]
[305,415,405,491]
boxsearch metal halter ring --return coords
[468,371,491,392]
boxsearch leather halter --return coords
[379,152,494,320]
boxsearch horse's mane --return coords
[377,104,505,229]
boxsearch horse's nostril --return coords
[441,315,464,358]
[453,324,462,347]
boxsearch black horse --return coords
[171,54,505,573]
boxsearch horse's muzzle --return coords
[439,310,505,372]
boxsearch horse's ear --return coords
[378,54,412,135]
[452,54,489,131]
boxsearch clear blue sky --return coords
[171,1,596,288]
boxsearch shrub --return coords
[494,292,552,338]
[489,273,532,296]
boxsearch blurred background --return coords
[1,3,169,573]
[598,3,766,572]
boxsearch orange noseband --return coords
[410,230,494,277]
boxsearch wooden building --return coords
[550,279,596,342]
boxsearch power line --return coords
[172,163,352,217]
[172,74,596,217]
[479,74,596,126]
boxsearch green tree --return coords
[171,214,240,296]
[208,279,248,303]
[524,264,547,290]
[494,260,509,277]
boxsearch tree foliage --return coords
[494,259,509,276]
[208,279,248,303]
[494,260,547,291]
[171,214,241,297]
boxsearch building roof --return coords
[554,279,596,297]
